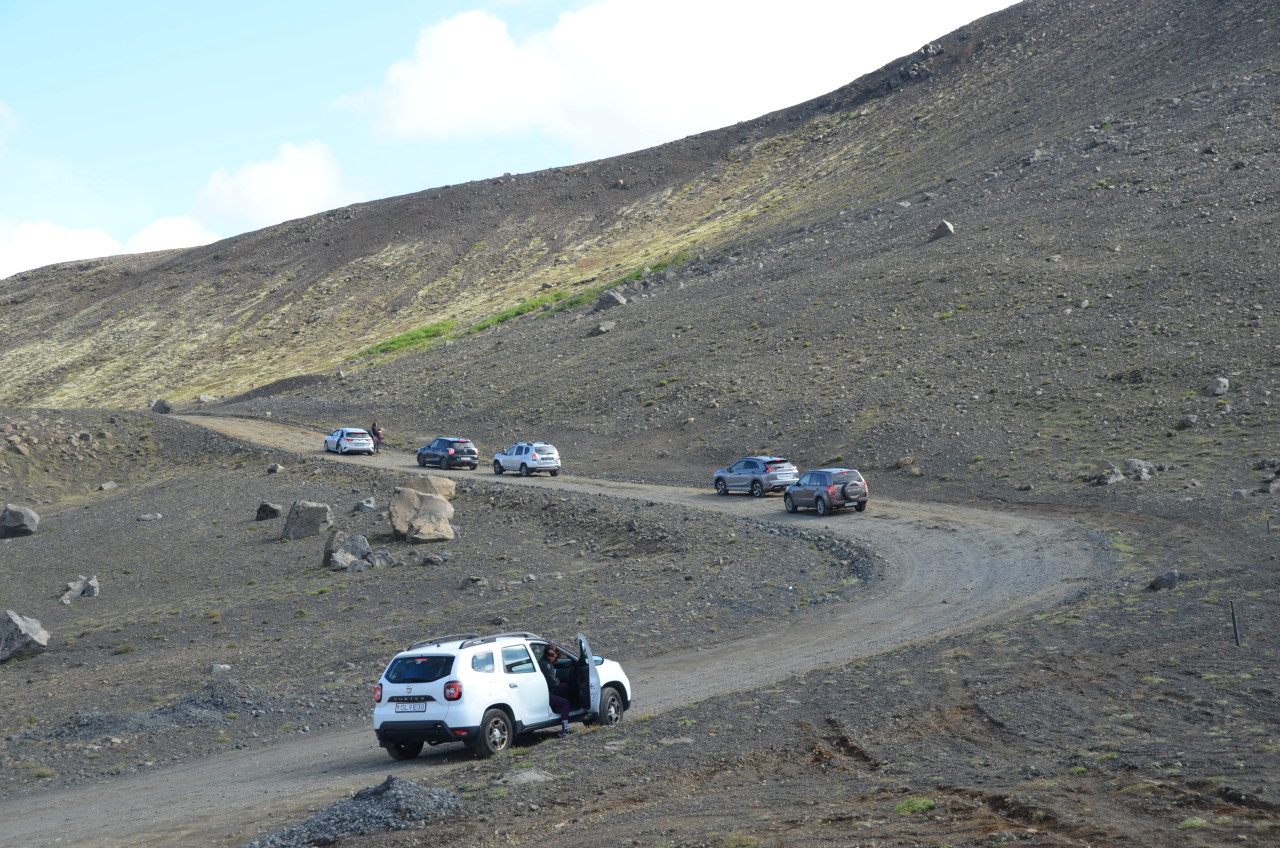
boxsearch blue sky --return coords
[0,0,1019,279]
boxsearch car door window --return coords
[798,472,815,486]
[501,645,534,674]
[471,651,495,673]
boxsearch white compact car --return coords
[324,428,376,455]
[492,441,561,477]
[372,631,630,759]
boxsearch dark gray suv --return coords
[783,468,868,516]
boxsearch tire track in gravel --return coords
[0,415,1109,848]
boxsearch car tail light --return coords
[443,680,462,701]
[531,453,539,461]
[447,448,455,455]
[373,683,383,703]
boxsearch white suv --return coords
[492,441,561,477]
[372,631,631,759]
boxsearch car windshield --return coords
[385,655,454,683]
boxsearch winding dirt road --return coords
[1,415,1109,848]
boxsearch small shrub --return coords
[893,798,935,814]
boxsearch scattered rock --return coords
[137,513,163,521]
[1,610,49,661]
[1204,376,1229,396]
[256,502,283,520]
[207,664,232,674]
[281,501,333,540]
[1,504,39,537]
[99,481,118,491]
[150,399,172,414]
[593,290,628,311]
[1147,570,1179,591]
[324,531,373,569]
[59,575,99,605]
[267,463,285,474]
[927,220,955,241]
[589,321,617,337]
[355,497,377,513]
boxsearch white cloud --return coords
[342,0,1017,161]
[123,216,220,254]
[0,219,119,279]
[194,140,362,232]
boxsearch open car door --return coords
[577,633,602,718]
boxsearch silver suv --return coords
[372,631,630,759]
[712,456,799,497]
[784,468,869,515]
[493,442,561,476]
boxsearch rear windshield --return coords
[385,655,454,683]
[832,470,865,483]
[451,440,474,447]
[533,444,557,452]
[348,430,370,437]
[765,461,793,470]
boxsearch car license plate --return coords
[394,702,427,713]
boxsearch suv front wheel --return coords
[714,479,728,496]
[474,708,513,758]
[783,494,797,513]
[493,461,504,475]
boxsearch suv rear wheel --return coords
[750,480,765,498]
[519,463,531,477]
[474,708,513,758]
[815,497,830,517]
[854,501,867,512]
[386,740,424,761]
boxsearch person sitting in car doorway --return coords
[540,646,573,738]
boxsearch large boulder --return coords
[389,487,456,543]
[282,501,334,540]
[1,504,39,537]
[400,474,457,499]
[1,610,49,661]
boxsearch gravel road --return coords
[1,415,1108,848]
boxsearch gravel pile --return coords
[239,775,463,848]
[35,678,303,742]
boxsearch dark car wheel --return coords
[815,497,830,517]
[784,494,797,513]
[469,464,479,471]
[519,463,531,477]
[386,740,423,761]
[855,501,867,512]
[750,480,765,498]
[417,456,427,467]
[599,687,624,726]
[714,478,728,496]
[474,708,513,758]
[493,461,504,475]
[442,455,452,470]
[549,469,559,477]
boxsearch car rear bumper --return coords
[375,719,478,746]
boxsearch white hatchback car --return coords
[372,632,630,759]
[324,427,376,455]
[492,441,561,476]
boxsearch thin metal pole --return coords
[1230,601,1241,647]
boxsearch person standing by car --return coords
[369,421,384,453]
[540,646,573,737]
